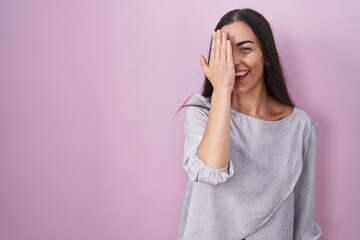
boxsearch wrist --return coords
[212,87,233,97]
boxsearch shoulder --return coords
[183,93,210,123]
[294,106,319,144]
[185,93,210,106]
[294,106,318,129]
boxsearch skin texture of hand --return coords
[199,29,235,93]
[195,30,233,170]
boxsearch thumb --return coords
[199,55,208,73]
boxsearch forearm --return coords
[197,89,232,169]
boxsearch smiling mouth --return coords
[235,70,249,81]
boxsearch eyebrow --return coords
[236,40,255,46]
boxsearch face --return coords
[221,21,266,94]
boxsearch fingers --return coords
[215,30,221,60]
[201,30,234,87]
[226,40,233,64]
[221,32,227,60]
[211,30,229,63]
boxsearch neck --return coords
[230,84,273,118]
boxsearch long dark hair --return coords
[177,8,295,114]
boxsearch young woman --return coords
[178,9,323,240]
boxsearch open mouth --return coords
[235,70,249,81]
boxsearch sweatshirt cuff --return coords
[184,146,235,186]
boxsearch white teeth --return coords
[235,71,249,76]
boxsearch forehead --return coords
[221,21,258,44]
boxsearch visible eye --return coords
[240,47,252,53]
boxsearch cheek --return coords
[249,54,265,71]
[233,51,265,71]
[235,53,253,65]
[243,55,259,69]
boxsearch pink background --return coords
[1,0,359,239]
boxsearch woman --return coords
[178,9,323,240]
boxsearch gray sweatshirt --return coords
[178,93,323,240]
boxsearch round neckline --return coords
[231,106,298,123]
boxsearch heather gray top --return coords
[178,93,323,240]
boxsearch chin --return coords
[232,87,247,95]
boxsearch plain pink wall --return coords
[1,0,359,239]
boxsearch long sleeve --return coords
[182,96,234,186]
[293,124,323,239]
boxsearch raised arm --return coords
[182,30,235,186]
[197,30,234,169]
